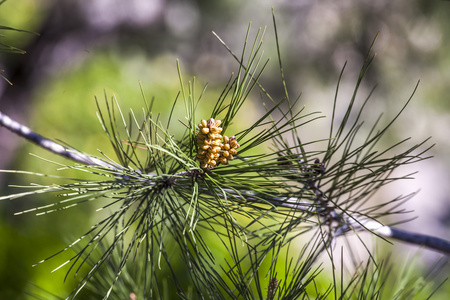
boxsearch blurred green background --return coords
[0,0,449,299]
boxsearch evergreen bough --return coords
[1,11,449,300]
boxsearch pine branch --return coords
[2,110,448,255]
[340,218,450,255]
[0,110,123,170]
[215,187,450,255]
[1,16,448,298]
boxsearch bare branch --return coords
[0,111,121,170]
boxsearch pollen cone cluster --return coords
[196,118,240,169]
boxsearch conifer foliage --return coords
[1,11,449,300]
